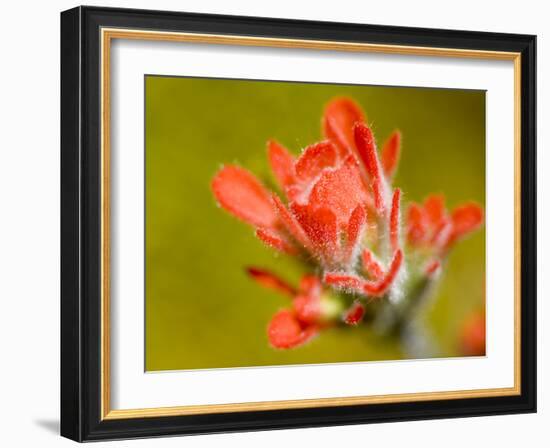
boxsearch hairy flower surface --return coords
[212,98,484,349]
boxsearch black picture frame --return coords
[61,5,536,442]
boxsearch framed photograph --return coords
[60,6,536,442]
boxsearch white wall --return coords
[0,0,546,446]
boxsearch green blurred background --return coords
[145,76,485,371]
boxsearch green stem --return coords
[373,275,437,340]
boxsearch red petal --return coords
[450,203,483,243]
[308,156,370,227]
[284,184,300,202]
[381,130,401,178]
[424,259,441,277]
[407,203,427,245]
[345,205,367,262]
[343,301,365,325]
[271,195,314,252]
[327,250,403,298]
[294,294,321,325]
[361,248,385,280]
[431,219,453,248]
[324,272,366,292]
[424,194,446,227]
[256,228,297,254]
[291,204,338,259]
[267,309,318,349]
[353,123,386,213]
[294,277,322,325]
[390,189,401,252]
[323,97,365,157]
[246,267,296,297]
[295,141,337,183]
[363,249,403,297]
[423,195,451,247]
[212,165,278,228]
[268,140,296,189]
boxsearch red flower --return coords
[247,268,327,349]
[343,301,366,325]
[407,195,483,250]
[405,195,483,278]
[267,310,319,350]
[212,98,403,273]
[406,194,483,277]
[212,97,484,349]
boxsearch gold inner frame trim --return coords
[100,27,522,420]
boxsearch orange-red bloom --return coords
[267,310,319,350]
[212,97,484,349]
[406,195,483,251]
[343,301,366,325]
[406,195,483,277]
[247,268,324,348]
[212,98,402,272]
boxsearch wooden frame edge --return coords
[99,27,523,421]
